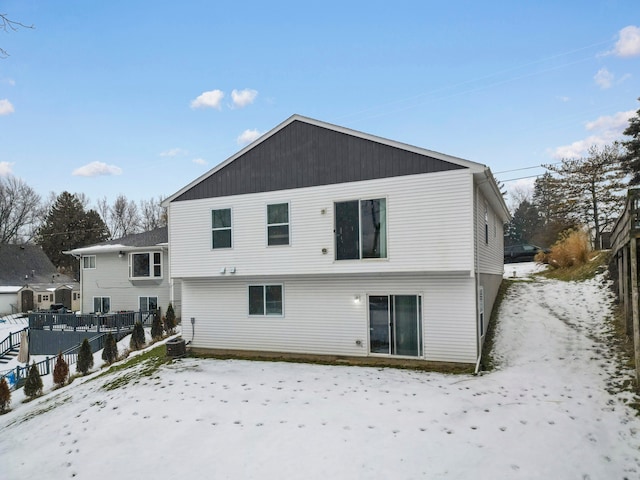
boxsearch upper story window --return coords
[267,203,290,246]
[212,208,232,249]
[484,206,489,245]
[335,198,387,260]
[82,255,96,269]
[129,252,162,279]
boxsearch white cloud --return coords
[594,68,614,89]
[237,129,262,146]
[0,99,15,115]
[0,161,14,176]
[190,89,224,110]
[160,148,188,157]
[192,158,207,166]
[231,89,258,108]
[612,25,640,57]
[72,161,123,177]
[556,96,570,103]
[551,110,635,159]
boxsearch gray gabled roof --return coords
[163,114,489,205]
[65,227,168,256]
[0,244,75,286]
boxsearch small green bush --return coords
[130,322,146,351]
[164,303,176,335]
[102,332,118,365]
[24,363,43,399]
[77,338,94,375]
[151,313,163,341]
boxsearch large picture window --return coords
[335,198,387,260]
[129,252,162,279]
[248,285,283,316]
[212,208,232,249]
[267,203,290,246]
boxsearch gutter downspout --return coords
[474,179,482,374]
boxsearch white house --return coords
[65,227,180,318]
[163,115,510,366]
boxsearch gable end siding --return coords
[175,120,465,201]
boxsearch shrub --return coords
[164,303,176,335]
[53,351,69,387]
[0,377,11,413]
[102,332,118,365]
[547,229,590,269]
[24,362,43,399]
[77,338,94,375]
[130,322,146,351]
[151,312,163,341]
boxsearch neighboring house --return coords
[0,244,79,315]
[65,227,180,317]
[163,115,510,365]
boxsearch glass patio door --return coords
[368,295,422,357]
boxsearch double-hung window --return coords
[212,208,232,249]
[335,198,387,260]
[267,203,289,246]
[129,252,162,279]
[82,255,96,269]
[248,285,283,316]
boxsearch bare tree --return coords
[0,175,41,243]
[97,194,140,239]
[139,196,167,231]
[1,14,34,58]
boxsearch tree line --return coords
[506,98,640,249]
[0,184,167,277]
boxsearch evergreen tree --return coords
[505,200,541,246]
[151,312,163,341]
[130,322,146,350]
[531,173,577,246]
[101,332,118,364]
[23,362,43,398]
[621,98,640,185]
[76,338,94,375]
[52,351,69,387]
[35,192,109,278]
[164,303,176,335]
[546,144,626,248]
[0,377,11,413]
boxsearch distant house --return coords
[65,227,180,317]
[163,115,510,366]
[0,244,79,315]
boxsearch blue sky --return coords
[1,0,639,209]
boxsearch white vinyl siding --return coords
[181,274,477,364]
[475,188,505,275]
[169,170,475,278]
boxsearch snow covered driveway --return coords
[1,271,639,479]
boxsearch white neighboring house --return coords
[163,115,510,365]
[65,227,181,318]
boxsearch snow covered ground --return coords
[1,263,639,479]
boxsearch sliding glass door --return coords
[368,295,422,357]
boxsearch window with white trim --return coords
[139,296,158,312]
[212,208,232,249]
[248,285,283,316]
[82,255,96,269]
[129,252,162,279]
[267,203,290,246]
[93,296,110,313]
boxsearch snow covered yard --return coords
[1,265,640,479]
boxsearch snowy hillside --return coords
[1,264,639,479]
